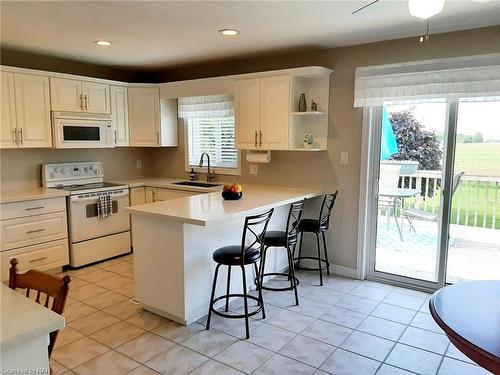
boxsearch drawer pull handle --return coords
[25,206,45,211]
[26,228,46,234]
[30,257,48,263]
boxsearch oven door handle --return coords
[70,191,129,202]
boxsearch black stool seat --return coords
[213,246,260,265]
[262,231,287,247]
[297,219,327,233]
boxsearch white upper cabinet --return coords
[260,75,290,150]
[159,98,178,147]
[1,72,51,149]
[50,77,110,114]
[110,85,129,146]
[128,86,160,147]
[235,78,261,149]
[14,74,52,148]
[1,72,17,148]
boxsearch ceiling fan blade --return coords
[352,0,381,14]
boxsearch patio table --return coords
[378,188,420,241]
[430,281,500,374]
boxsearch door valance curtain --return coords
[178,94,234,118]
[354,53,500,107]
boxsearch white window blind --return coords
[354,53,500,107]
[186,117,238,169]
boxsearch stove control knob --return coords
[94,169,98,174]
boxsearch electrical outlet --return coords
[136,160,142,169]
[340,152,348,165]
[249,164,258,175]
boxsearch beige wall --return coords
[151,26,500,270]
[0,148,154,189]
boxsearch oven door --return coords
[53,118,113,148]
[68,191,130,242]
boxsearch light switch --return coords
[340,152,348,165]
[136,160,142,169]
[249,164,258,175]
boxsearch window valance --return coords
[178,94,234,118]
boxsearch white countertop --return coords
[0,188,69,204]
[0,284,65,349]
[126,184,323,226]
[108,177,223,193]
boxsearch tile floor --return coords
[48,253,492,375]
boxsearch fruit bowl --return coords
[222,191,243,200]
[222,183,243,200]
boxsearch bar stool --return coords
[206,208,274,339]
[295,191,338,286]
[256,200,305,306]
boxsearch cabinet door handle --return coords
[27,228,46,234]
[152,190,156,202]
[84,95,88,110]
[255,131,258,147]
[79,94,83,110]
[259,131,262,147]
[114,130,117,144]
[30,256,48,263]
[18,129,23,145]
[25,206,45,211]
[13,129,18,145]
[156,130,160,145]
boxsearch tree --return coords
[473,132,483,143]
[388,110,443,196]
[388,110,442,170]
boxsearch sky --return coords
[388,100,500,141]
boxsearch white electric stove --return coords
[42,162,131,267]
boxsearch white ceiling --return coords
[1,1,500,68]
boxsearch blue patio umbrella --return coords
[380,107,398,160]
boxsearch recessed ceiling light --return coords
[94,40,112,46]
[219,29,239,37]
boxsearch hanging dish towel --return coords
[97,194,112,218]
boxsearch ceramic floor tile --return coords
[67,277,90,290]
[63,302,98,322]
[437,357,491,375]
[215,340,273,374]
[398,326,449,354]
[152,321,205,343]
[357,316,406,341]
[68,310,120,335]
[90,321,146,348]
[99,274,133,290]
[82,290,129,310]
[126,310,168,331]
[265,306,315,333]
[319,305,367,329]
[54,326,85,349]
[70,284,107,301]
[301,319,353,346]
[182,329,238,357]
[73,350,139,375]
[445,343,475,364]
[383,292,426,311]
[321,276,362,293]
[254,354,316,375]
[376,364,417,375]
[340,330,395,361]
[207,312,263,338]
[50,359,69,375]
[104,261,134,274]
[279,334,335,367]
[190,359,244,375]
[113,282,135,298]
[320,348,381,375]
[385,343,443,375]
[299,285,347,305]
[350,284,391,301]
[126,366,160,375]
[248,322,297,352]
[116,332,175,363]
[285,296,332,318]
[52,337,110,369]
[335,294,379,314]
[103,299,143,320]
[77,269,117,283]
[409,312,445,334]
[371,303,417,325]
[262,290,299,308]
[145,345,209,375]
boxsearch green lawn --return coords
[454,143,500,176]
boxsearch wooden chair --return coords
[8,258,71,357]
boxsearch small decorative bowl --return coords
[222,191,243,200]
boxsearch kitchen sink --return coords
[173,181,223,188]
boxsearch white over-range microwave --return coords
[52,112,115,148]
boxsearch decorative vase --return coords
[311,100,318,112]
[303,133,314,149]
[298,93,307,112]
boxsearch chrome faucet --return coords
[198,153,215,182]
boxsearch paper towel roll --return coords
[246,150,272,163]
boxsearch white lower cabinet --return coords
[130,187,146,206]
[0,197,69,279]
[145,187,201,203]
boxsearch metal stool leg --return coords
[254,262,266,319]
[322,232,330,276]
[225,266,231,312]
[259,246,268,289]
[296,232,304,269]
[241,265,250,339]
[206,264,221,330]
[288,245,299,306]
[316,233,323,286]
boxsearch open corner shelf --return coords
[291,111,327,116]
[289,148,326,152]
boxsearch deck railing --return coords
[398,170,500,230]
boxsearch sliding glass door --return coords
[367,98,500,289]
